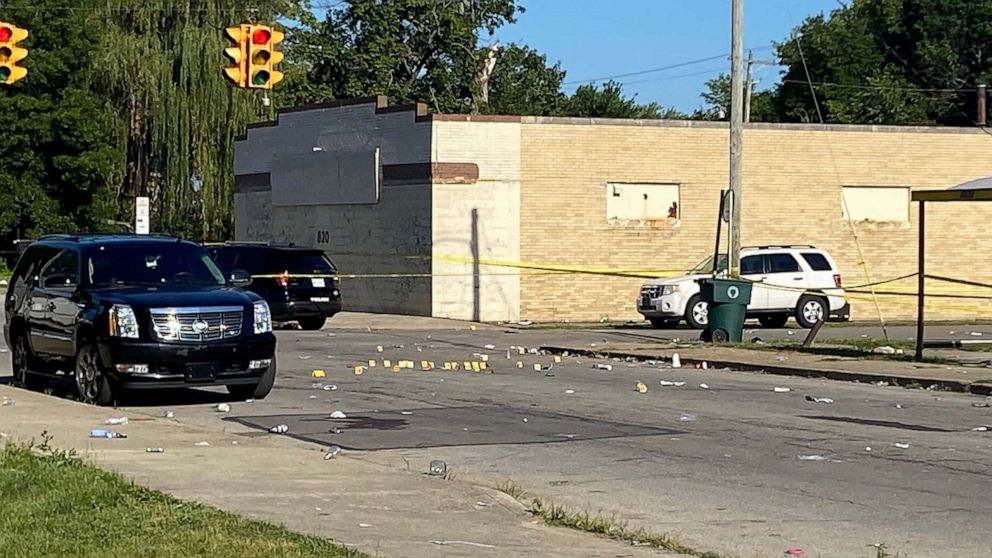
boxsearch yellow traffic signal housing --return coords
[223,25,248,88]
[246,24,284,89]
[0,21,29,85]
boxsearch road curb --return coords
[539,345,992,396]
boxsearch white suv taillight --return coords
[833,274,842,288]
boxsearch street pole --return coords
[729,0,744,278]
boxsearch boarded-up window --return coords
[841,186,909,223]
[606,183,680,221]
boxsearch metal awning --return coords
[912,175,992,360]
[913,175,992,202]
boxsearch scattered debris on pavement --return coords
[162,410,175,418]
[2,397,14,406]
[699,383,710,389]
[804,395,834,404]
[893,442,910,449]
[797,455,827,461]
[432,541,496,549]
[269,424,289,434]
[215,403,231,413]
[311,369,325,378]
[659,380,685,387]
[635,382,648,393]
[594,363,613,371]
[194,441,210,447]
[324,446,342,459]
[105,417,129,425]
[145,447,164,453]
[329,410,347,419]
[671,353,681,368]
[679,412,697,422]
[872,346,896,355]
[774,387,792,393]
[89,429,126,439]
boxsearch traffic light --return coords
[223,25,248,88]
[246,24,283,89]
[0,21,28,85]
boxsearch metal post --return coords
[978,84,987,127]
[729,0,744,278]
[713,191,726,274]
[915,201,925,362]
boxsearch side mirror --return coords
[230,269,252,287]
[42,275,75,289]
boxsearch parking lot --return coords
[1,314,978,557]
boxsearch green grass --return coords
[527,497,725,558]
[0,438,368,558]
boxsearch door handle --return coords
[792,277,803,281]
[46,301,57,311]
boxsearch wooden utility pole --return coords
[728,0,745,278]
[977,84,987,127]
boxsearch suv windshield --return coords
[226,248,336,275]
[690,255,728,274]
[87,242,226,287]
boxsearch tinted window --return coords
[741,255,764,275]
[86,242,226,287]
[39,249,80,286]
[767,253,801,273]
[801,252,832,271]
[233,248,336,275]
[8,245,49,294]
[210,249,238,275]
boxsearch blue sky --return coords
[493,0,840,112]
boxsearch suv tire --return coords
[758,314,789,328]
[795,295,827,329]
[11,332,43,390]
[649,318,679,329]
[75,343,114,406]
[298,316,327,331]
[228,357,276,401]
[684,295,709,329]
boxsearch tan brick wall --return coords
[430,120,521,322]
[517,120,992,322]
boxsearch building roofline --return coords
[237,96,990,139]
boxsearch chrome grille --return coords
[150,306,243,343]
[640,285,662,297]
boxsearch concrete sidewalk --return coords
[0,385,671,558]
[541,342,992,395]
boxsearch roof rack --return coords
[37,233,178,242]
[744,245,817,250]
[204,241,301,248]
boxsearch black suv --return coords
[206,243,341,330]
[3,234,277,405]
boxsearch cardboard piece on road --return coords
[311,370,326,378]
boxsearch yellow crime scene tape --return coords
[250,255,992,316]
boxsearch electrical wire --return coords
[562,46,774,86]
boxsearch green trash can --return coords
[699,278,753,343]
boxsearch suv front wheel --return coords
[795,295,827,329]
[75,342,114,406]
[227,357,276,401]
[684,295,709,329]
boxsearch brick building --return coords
[233,96,992,322]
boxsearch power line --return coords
[619,66,728,87]
[0,2,348,13]
[562,46,774,86]
[782,79,973,93]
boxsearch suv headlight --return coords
[661,285,681,296]
[253,301,272,334]
[109,305,140,339]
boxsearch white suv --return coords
[637,246,850,329]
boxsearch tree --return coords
[0,0,118,252]
[561,81,685,119]
[284,0,522,113]
[92,0,304,240]
[479,43,566,116]
[773,0,992,125]
[695,73,777,122]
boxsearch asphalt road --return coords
[4,317,992,557]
